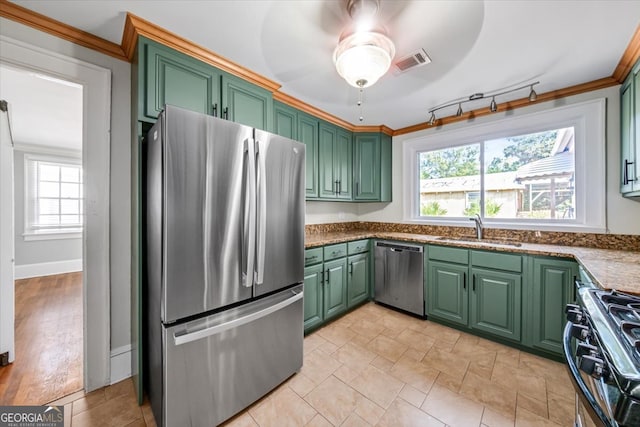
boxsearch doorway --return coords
[0,64,84,405]
[0,35,111,396]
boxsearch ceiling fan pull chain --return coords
[357,84,364,122]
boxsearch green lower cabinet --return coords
[470,268,522,342]
[323,258,348,320]
[426,260,468,327]
[530,258,577,355]
[347,253,369,308]
[303,263,324,331]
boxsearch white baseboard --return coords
[14,259,82,279]
[110,344,132,385]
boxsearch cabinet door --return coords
[353,133,380,201]
[144,42,219,120]
[273,101,297,140]
[318,123,337,198]
[299,113,319,198]
[531,258,576,354]
[470,268,522,342]
[323,258,348,320]
[336,128,352,199]
[303,264,324,332]
[221,74,273,131]
[633,69,640,192]
[348,253,369,308]
[426,261,468,326]
[621,76,634,194]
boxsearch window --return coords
[404,99,605,232]
[24,155,82,239]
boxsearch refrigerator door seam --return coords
[172,289,303,346]
[243,137,256,288]
[255,138,267,286]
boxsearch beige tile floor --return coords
[50,302,576,426]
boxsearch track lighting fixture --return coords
[489,96,497,112]
[427,81,540,126]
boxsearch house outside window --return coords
[403,99,605,232]
[418,128,575,220]
[24,154,82,239]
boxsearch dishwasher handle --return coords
[375,241,423,253]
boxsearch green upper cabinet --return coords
[470,267,522,342]
[139,37,273,132]
[336,128,353,199]
[353,132,392,202]
[299,112,320,199]
[620,60,640,197]
[142,40,220,121]
[318,122,352,200]
[221,74,273,131]
[530,257,577,355]
[273,101,298,140]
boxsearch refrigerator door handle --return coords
[243,138,257,288]
[255,139,267,286]
[173,289,303,346]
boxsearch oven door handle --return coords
[562,322,616,427]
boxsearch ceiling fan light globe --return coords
[333,31,395,88]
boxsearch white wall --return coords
[357,86,640,236]
[0,18,132,349]
[13,150,82,267]
[305,200,360,225]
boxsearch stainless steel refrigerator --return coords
[143,105,305,427]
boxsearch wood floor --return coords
[0,272,83,405]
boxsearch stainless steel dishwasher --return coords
[374,241,424,316]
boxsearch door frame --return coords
[0,35,111,392]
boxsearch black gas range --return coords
[564,286,640,427]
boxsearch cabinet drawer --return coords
[428,245,469,264]
[348,239,369,255]
[324,243,347,261]
[471,250,522,273]
[304,248,323,266]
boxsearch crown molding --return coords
[393,77,619,136]
[122,13,281,93]
[613,24,640,83]
[0,0,126,61]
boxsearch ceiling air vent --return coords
[393,49,431,74]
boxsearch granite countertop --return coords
[305,231,640,295]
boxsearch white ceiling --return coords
[6,0,640,130]
[0,64,82,151]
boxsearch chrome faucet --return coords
[470,213,483,240]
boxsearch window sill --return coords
[23,230,82,241]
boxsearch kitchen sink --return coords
[435,236,523,247]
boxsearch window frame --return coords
[23,153,83,241]
[403,98,606,232]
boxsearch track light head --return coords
[528,85,537,102]
[456,103,463,117]
[428,112,436,126]
[490,97,497,113]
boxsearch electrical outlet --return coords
[0,352,8,366]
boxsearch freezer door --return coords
[253,129,305,296]
[158,106,254,323]
[162,285,304,427]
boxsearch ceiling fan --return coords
[333,0,397,89]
